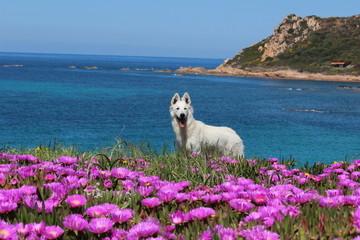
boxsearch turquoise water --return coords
[0,52,359,165]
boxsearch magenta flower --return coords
[17,166,36,179]
[240,225,280,240]
[138,186,155,197]
[57,155,78,165]
[86,218,114,234]
[63,214,88,231]
[229,199,254,212]
[111,167,130,179]
[128,218,160,238]
[111,229,128,239]
[0,202,17,214]
[318,196,345,208]
[0,220,16,239]
[157,188,177,202]
[199,230,212,240]
[169,210,186,225]
[203,194,222,203]
[298,178,308,184]
[252,193,267,205]
[104,179,113,188]
[15,222,28,236]
[110,208,134,223]
[176,193,189,202]
[218,227,237,240]
[100,203,119,215]
[27,221,46,235]
[66,194,87,208]
[86,205,107,218]
[99,170,111,179]
[122,180,136,191]
[141,197,161,208]
[16,154,39,162]
[44,174,57,181]
[325,189,343,197]
[268,158,278,163]
[43,225,64,239]
[188,207,216,220]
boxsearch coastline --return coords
[174,66,360,82]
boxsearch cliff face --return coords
[221,14,360,75]
[259,14,322,61]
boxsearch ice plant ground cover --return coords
[0,141,360,239]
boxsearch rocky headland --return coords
[175,14,360,82]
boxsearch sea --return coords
[0,52,359,166]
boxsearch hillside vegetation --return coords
[224,14,360,75]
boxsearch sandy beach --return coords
[174,66,360,82]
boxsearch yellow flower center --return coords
[0,229,9,238]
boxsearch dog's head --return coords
[170,92,193,128]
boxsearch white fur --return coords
[170,92,244,158]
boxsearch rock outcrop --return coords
[259,14,322,61]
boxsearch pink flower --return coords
[27,221,46,235]
[138,186,154,197]
[240,225,280,240]
[16,154,39,162]
[111,167,130,179]
[157,188,178,202]
[66,194,87,208]
[188,207,216,220]
[252,193,267,205]
[87,218,114,234]
[104,179,113,188]
[268,158,278,163]
[298,178,308,184]
[43,225,64,239]
[0,202,17,214]
[111,229,128,239]
[0,220,16,239]
[86,205,107,218]
[110,208,134,223]
[128,218,160,238]
[229,199,254,212]
[63,214,88,231]
[169,210,186,225]
[141,197,161,208]
[57,155,78,165]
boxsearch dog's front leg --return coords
[186,140,201,155]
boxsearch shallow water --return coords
[0,52,359,165]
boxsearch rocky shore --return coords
[174,66,360,82]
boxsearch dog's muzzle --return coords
[177,113,186,128]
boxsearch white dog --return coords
[170,92,244,158]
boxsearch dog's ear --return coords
[171,93,180,105]
[182,92,191,105]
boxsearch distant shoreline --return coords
[174,66,360,82]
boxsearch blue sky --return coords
[1,0,359,59]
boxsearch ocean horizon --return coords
[0,52,359,166]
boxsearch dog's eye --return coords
[184,108,187,110]
[176,107,179,110]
